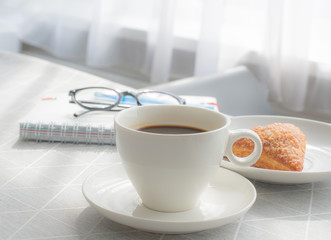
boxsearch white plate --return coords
[82,164,256,234]
[221,115,331,184]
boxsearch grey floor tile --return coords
[91,217,136,234]
[163,235,192,240]
[0,150,48,167]
[30,165,87,184]
[244,195,305,221]
[311,188,331,214]
[0,211,35,240]
[183,222,239,240]
[241,215,308,240]
[0,192,35,212]
[237,223,285,240]
[11,212,82,239]
[258,190,312,214]
[0,168,23,187]
[314,181,331,190]
[70,165,105,185]
[85,231,162,240]
[306,216,331,240]
[31,150,89,167]
[253,181,312,194]
[43,207,103,235]
[2,186,64,209]
[44,185,89,210]
[2,168,62,189]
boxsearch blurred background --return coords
[0,0,330,120]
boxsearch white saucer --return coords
[222,115,331,184]
[82,164,256,234]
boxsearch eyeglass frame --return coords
[69,87,186,117]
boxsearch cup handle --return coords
[224,129,262,167]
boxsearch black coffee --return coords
[138,125,207,134]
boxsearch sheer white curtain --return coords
[0,0,331,116]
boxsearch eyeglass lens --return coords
[75,88,120,109]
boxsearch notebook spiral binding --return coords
[19,121,116,145]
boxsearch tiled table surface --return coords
[1,51,331,240]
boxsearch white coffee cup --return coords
[115,105,262,212]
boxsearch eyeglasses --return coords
[69,87,186,117]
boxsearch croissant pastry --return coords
[232,123,306,171]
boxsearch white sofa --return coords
[146,66,274,116]
[0,22,21,52]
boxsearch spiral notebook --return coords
[19,92,219,145]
